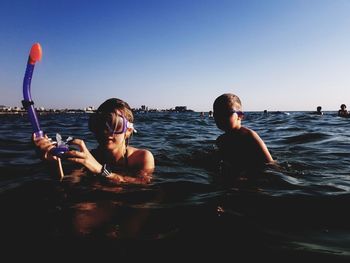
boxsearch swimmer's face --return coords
[227,109,243,130]
[100,110,131,149]
[214,104,243,131]
[103,133,125,150]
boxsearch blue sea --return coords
[1,111,350,260]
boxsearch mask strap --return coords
[127,122,137,133]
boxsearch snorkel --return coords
[22,43,44,138]
[22,43,70,157]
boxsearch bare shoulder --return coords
[127,146,155,169]
[127,146,153,159]
[241,127,273,162]
[240,126,264,142]
[240,126,257,137]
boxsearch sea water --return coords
[1,111,350,260]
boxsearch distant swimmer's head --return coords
[89,98,135,145]
[317,106,322,111]
[213,93,244,131]
[341,104,347,110]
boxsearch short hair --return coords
[89,98,133,143]
[213,93,242,112]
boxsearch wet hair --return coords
[89,98,134,144]
[213,93,242,131]
[317,106,322,111]
[341,104,347,109]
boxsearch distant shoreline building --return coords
[175,106,187,112]
[0,104,195,114]
[132,105,194,113]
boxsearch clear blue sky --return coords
[1,0,350,111]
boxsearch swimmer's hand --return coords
[32,133,58,161]
[32,133,76,160]
[63,138,103,174]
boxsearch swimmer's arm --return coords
[250,130,274,163]
[107,150,154,184]
[107,169,153,184]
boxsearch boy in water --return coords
[213,93,273,174]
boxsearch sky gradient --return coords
[1,0,350,111]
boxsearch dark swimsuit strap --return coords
[124,148,128,168]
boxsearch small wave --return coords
[283,132,330,144]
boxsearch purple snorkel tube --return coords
[22,43,44,139]
[22,43,69,157]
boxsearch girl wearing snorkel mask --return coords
[33,98,154,184]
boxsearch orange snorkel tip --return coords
[29,43,42,64]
